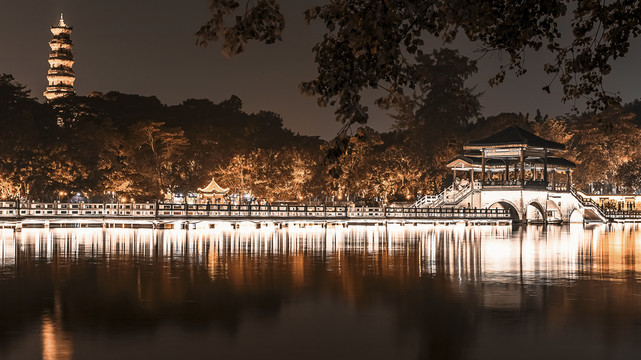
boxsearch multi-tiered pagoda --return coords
[44,14,75,100]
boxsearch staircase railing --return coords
[411,194,438,208]
[569,188,608,220]
[442,184,473,205]
[412,183,477,208]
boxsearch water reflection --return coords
[1,224,641,359]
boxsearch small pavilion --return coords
[447,125,576,190]
[198,177,229,203]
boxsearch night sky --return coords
[3,0,641,139]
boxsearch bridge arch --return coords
[525,201,546,223]
[488,201,521,222]
[545,199,563,222]
[569,208,584,223]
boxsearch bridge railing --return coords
[0,201,511,221]
[602,210,641,219]
[481,180,549,188]
[547,183,569,192]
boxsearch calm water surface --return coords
[1,224,641,359]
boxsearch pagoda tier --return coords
[44,14,75,101]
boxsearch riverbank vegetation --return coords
[2,72,641,202]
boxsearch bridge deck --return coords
[0,201,512,227]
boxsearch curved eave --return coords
[465,125,565,150]
[447,155,576,170]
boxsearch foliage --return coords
[529,106,641,191]
[617,159,641,191]
[4,72,641,202]
[392,49,481,154]
[197,0,640,131]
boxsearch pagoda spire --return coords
[44,13,75,101]
[58,13,66,27]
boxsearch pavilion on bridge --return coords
[446,125,576,191]
[198,177,229,203]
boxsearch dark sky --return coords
[3,0,641,139]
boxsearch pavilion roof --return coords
[446,155,576,169]
[198,177,229,194]
[447,155,506,168]
[533,157,576,168]
[465,125,565,150]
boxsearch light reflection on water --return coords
[1,224,641,359]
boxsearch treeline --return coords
[2,73,641,203]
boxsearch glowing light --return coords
[120,197,127,203]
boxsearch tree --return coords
[327,127,383,201]
[530,106,641,191]
[392,48,481,155]
[617,159,641,192]
[564,106,641,188]
[127,122,190,198]
[198,0,638,131]
[0,74,60,199]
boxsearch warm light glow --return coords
[120,197,127,203]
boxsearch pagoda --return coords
[44,14,75,100]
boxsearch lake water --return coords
[1,224,641,359]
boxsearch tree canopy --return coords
[198,0,639,133]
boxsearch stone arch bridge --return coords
[417,182,606,223]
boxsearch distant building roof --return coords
[465,125,565,150]
[198,177,229,195]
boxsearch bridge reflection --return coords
[2,225,641,285]
[2,225,641,297]
[2,225,641,359]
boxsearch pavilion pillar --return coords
[519,150,525,182]
[470,170,474,189]
[551,170,556,190]
[568,170,572,189]
[481,150,486,181]
[543,149,548,183]
[453,169,457,182]
[505,161,509,181]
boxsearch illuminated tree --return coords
[0,74,60,199]
[128,122,190,198]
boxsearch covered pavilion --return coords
[446,125,576,190]
[198,177,229,203]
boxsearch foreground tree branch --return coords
[197,0,640,131]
